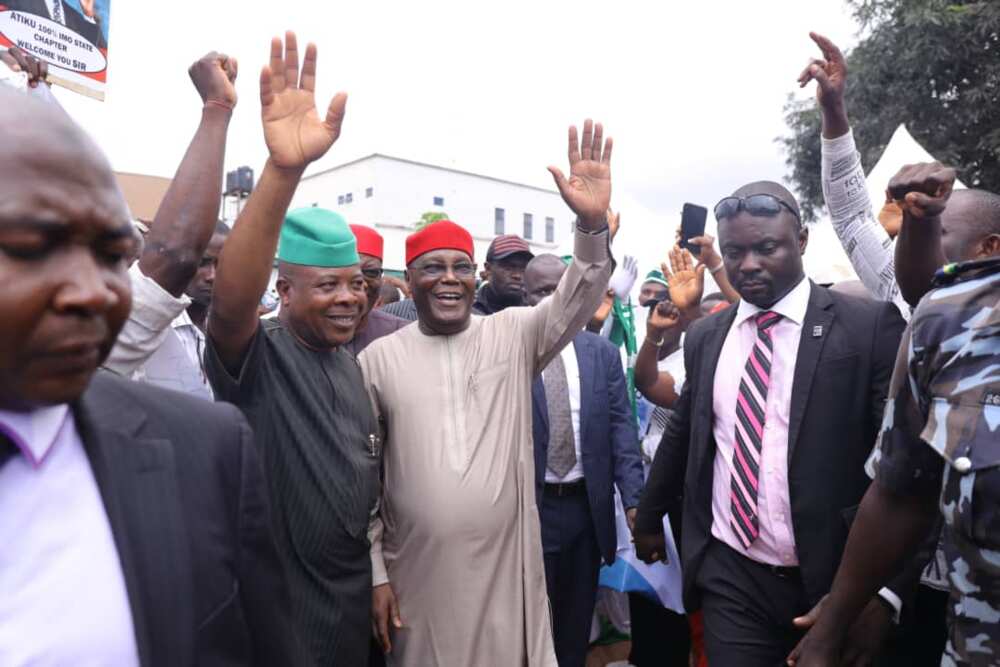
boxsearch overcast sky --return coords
[53,0,862,273]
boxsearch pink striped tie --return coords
[730,310,782,549]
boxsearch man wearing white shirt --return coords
[525,254,644,667]
[103,54,237,398]
[0,85,303,665]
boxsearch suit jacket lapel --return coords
[74,380,195,667]
[787,283,835,464]
[574,336,594,452]
[532,375,548,434]
[693,308,738,475]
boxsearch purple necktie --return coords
[730,311,782,549]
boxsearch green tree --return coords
[781,0,1000,221]
[414,211,449,230]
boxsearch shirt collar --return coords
[0,403,71,468]
[734,276,811,328]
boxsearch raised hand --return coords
[663,245,705,312]
[189,51,238,109]
[548,119,613,228]
[260,31,347,170]
[647,300,681,336]
[887,162,957,220]
[798,32,847,111]
[608,255,639,301]
[2,47,48,88]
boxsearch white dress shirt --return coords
[0,405,140,666]
[105,263,213,399]
[543,343,584,483]
[710,277,810,566]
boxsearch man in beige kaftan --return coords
[360,120,616,666]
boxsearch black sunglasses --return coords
[714,194,800,223]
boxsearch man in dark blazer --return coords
[0,87,301,666]
[633,181,907,666]
[525,254,644,667]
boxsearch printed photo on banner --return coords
[0,0,111,100]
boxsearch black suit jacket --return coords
[71,371,305,666]
[635,282,905,609]
[531,332,645,564]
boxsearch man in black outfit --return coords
[633,181,907,666]
[0,88,302,665]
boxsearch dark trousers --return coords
[628,592,690,667]
[697,538,811,666]
[540,487,601,667]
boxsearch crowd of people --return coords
[0,26,998,667]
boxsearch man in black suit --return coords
[633,181,906,666]
[525,254,645,667]
[0,87,301,665]
[3,0,107,49]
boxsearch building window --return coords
[365,187,374,198]
[523,213,533,240]
[545,217,555,243]
[495,208,505,235]
[345,192,353,204]
[433,196,445,206]
[337,195,345,205]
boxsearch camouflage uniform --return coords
[874,257,1000,667]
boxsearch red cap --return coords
[406,220,475,265]
[350,224,384,261]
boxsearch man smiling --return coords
[204,33,380,666]
[361,119,615,666]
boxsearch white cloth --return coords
[104,264,213,399]
[821,131,910,318]
[135,309,213,400]
[0,406,139,667]
[544,342,584,483]
[710,277,810,567]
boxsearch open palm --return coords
[261,32,347,170]
[549,119,613,226]
[664,246,704,311]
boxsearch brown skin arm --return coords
[787,479,938,666]
[208,33,347,372]
[635,300,684,408]
[687,234,740,303]
[798,32,850,140]
[889,163,955,306]
[139,53,237,297]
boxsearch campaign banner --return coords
[0,0,110,100]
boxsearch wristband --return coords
[709,263,724,275]
[204,100,235,112]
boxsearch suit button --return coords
[954,457,972,474]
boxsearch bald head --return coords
[940,188,1000,262]
[524,254,567,306]
[732,181,802,224]
[0,88,135,407]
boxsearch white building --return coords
[290,153,573,271]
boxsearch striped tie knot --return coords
[755,311,782,332]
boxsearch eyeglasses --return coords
[412,261,478,279]
[714,194,800,223]
[361,267,384,280]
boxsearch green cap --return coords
[644,269,668,288]
[277,207,360,267]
